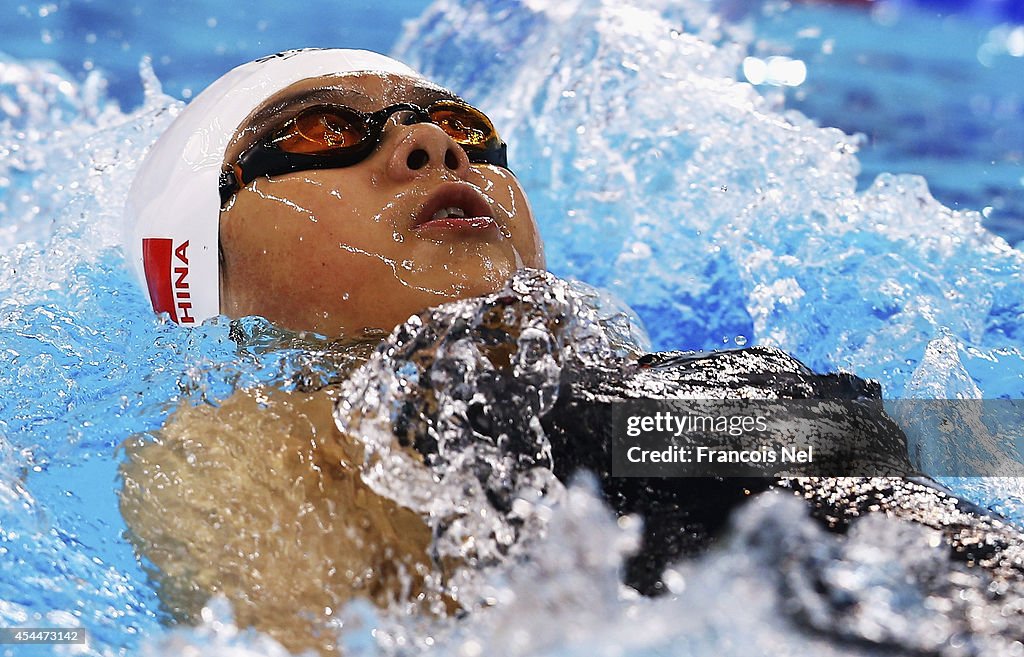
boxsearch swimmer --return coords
[119,48,543,655]
[119,47,989,656]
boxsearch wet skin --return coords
[218,72,546,337]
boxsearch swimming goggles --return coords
[219,99,508,206]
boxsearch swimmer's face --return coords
[218,72,545,336]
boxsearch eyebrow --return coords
[396,84,462,106]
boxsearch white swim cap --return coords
[123,48,423,324]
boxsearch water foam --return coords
[396,0,1024,400]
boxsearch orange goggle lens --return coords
[427,101,495,148]
[271,101,500,156]
[275,107,368,154]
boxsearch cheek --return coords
[239,176,404,253]
[511,196,544,268]
[223,178,429,304]
[482,173,544,270]
[221,181,366,295]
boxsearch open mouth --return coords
[412,183,498,233]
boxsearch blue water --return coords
[1,0,1024,655]
[1,1,431,108]
[749,1,1024,245]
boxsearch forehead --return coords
[258,72,455,115]
[225,72,459,160]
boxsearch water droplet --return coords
[735,335,748,346]
[392,231,404,243]
[663,567,686,593]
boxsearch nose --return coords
[385,122,471,183]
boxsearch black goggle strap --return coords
[219,168,239,207]
[469,141,508,169]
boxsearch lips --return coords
[412,183,497,233]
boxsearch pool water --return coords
[749,1,1024,245]
[1,0,1023,655]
